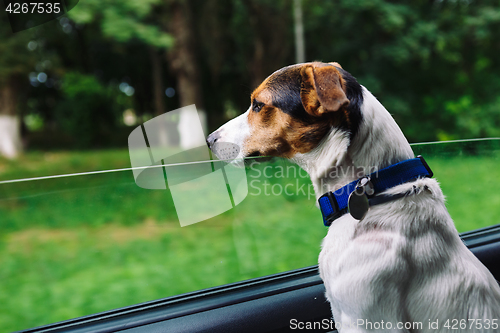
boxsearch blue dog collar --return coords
[318,155,433,226]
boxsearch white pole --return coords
[0,115,21,159]
[294,0,305,63]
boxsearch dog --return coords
[207,61,500,332]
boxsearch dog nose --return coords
[206,131,221,149]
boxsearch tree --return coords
[165,0,202,109]
[0,14,36,158]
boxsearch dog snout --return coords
[206,131,221,149]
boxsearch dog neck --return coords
[292,87,414,200]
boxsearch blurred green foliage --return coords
[1,0,500,146]
[0,24,33,84]
[55,72,124,147]
[68,0,173,48]
[304,0,500,141]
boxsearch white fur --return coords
[212,108,251,160]
[213,83,500,332]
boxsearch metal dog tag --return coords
[348,191,369,220]
[348,176,373,220]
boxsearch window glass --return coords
[412,139,500,232]
[1,138,499,331]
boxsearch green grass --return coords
[0,143,499,332]
[427,156,500,232]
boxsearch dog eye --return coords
[253,102,264,113]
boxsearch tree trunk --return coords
[0,77,22,159]
[167,0,203,109]
[150,46,166,116]
[150,46,179,147]
[166,0,207,148]
[243,0,291,89]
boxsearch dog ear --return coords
[300,64,349,116]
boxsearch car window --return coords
[412,138,500,232]
[2,0,500,330]
[1,138,499,332]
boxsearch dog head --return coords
[207,61,363,161]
